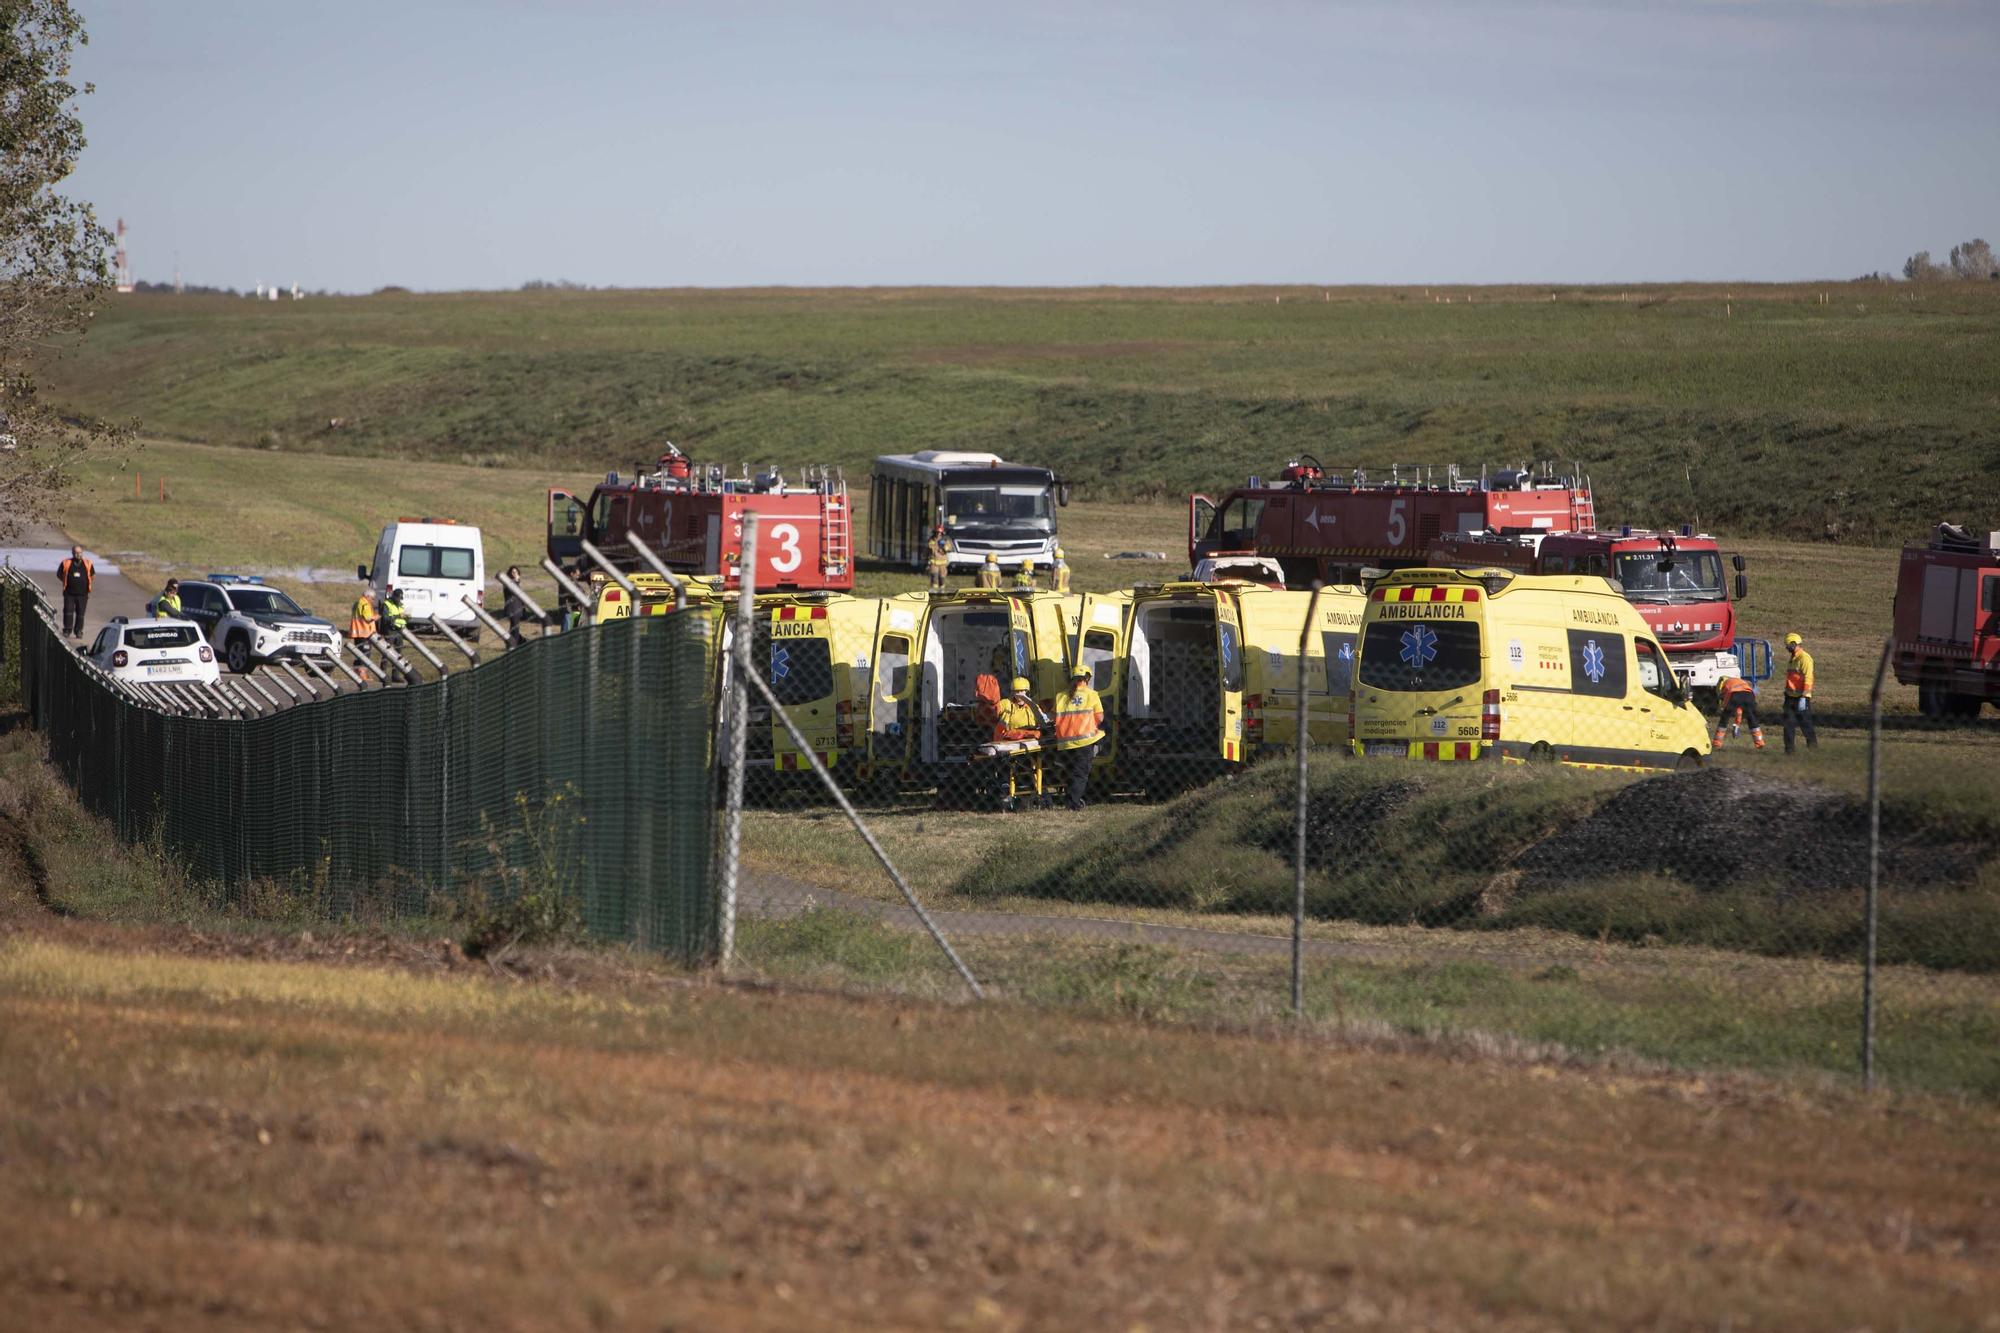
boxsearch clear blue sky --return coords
[62,0,2000,291]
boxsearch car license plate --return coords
[1365,742,1407,758]
[144,665,176,677]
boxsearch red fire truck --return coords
[1892,523,2000,718]
[1189,456,1598,587]
[1428,526,1756,704]
[547,447,853,593]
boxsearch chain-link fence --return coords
[8,528,1996,1096]
[2,569,719,959]
[710,550,1998,1099]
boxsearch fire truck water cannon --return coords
[547,445,854,594]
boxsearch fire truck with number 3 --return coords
[547,445,853,593]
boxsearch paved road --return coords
[2,522,155,645]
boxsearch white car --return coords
[177,575,344,674]
[86,616,220,685]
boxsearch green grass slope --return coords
[41,282,2000,543]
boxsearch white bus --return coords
[868,450,1067,571]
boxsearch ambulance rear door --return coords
[1073,591,1128,762]
[1214,590,1247,763]
[758,603,838,772]
[869,597,924,777]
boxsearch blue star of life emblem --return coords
[1581,638,1606,684]
[1338,642,1353,662]
[1400,625,1437,670]
[771,645,791,681]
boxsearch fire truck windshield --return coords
[1615,551,1724,603]
[944,485,1052,527]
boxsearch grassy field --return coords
[39,282,2000,544]
[2,777,1997,1328]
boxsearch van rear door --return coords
[1214,592,1247,762]
[758,604,838,772]
[869,598,924,778]
[1074,592,1126,761]
[1355,587,1486,755]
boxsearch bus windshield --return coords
[1616,551,1723,603]
[943,485,1051,527]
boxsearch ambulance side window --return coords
[1080,629,1116,691]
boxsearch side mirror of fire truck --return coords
[1735,573,1748,601]
[1730,553,1746,573]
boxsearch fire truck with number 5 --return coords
[547,445,853,593]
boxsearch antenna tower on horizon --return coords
[114,218,133,293]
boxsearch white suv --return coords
[177,575,344,675]
[86,617,220,685]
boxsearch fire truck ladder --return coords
[811,466,851,575]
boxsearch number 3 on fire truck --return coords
[767,522,803,574]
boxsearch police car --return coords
[175,574,344,675]
[86,616,220,685]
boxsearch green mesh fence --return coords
[4,573,719,960]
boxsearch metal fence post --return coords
[1293,582,1325,1018]
[716,514,758,970]
[1863,636,1891,1091]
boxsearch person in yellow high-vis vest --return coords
[1782,632,1816,754]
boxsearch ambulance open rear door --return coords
[1215,594,1247,764]
[1074,592,1127,765]
[867,598,924,782]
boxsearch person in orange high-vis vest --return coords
[56,544,93,638]
[349,577,378,683]
[1052,665,1105,811]
[1713,675,1765,750]
[1781,632,1816,754]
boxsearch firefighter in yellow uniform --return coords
[1713,675,1765,750]
[1782,632,1816,754]
[926,526,951,591]
[1052,665,1104,811]
[975,553,1002,590]
[1012,560,1036,592]
[992,677,1049,811]
[1050,545,1070,594]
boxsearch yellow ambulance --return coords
[1349,568,1711,769]
[866,588,1079,789]
[1105,581,1364,791]
[593,573,872,776]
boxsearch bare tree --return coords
[1949,238,1996,281]
[0,0,129,541]
[1903,250,1942,282]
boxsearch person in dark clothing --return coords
[57,545,93,637]
[502,566,529,646]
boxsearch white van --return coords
[360,518,487,637]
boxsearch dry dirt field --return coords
[1,865,1994,1332]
